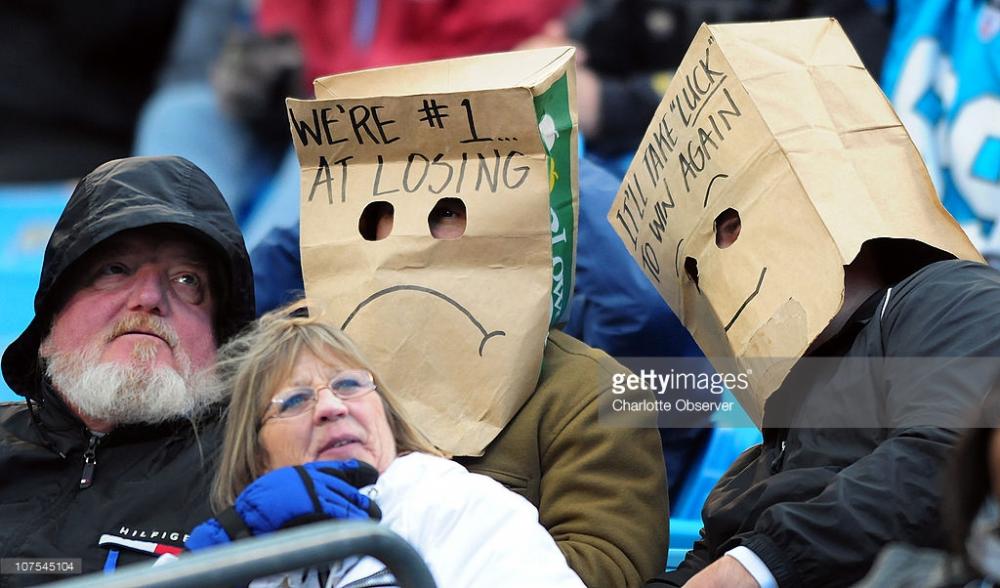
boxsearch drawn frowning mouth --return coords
[723,267,767,332]
[341,285,506,356]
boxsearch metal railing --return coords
[42,520,436,588]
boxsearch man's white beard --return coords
[40,332,223,427]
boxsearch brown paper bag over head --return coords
[288,47,579,455]
[608,18,982,425]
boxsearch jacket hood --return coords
[2,155,255,399]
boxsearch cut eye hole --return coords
[684,256,700,291]
[428,197,467,240]
[359,201,394,241]
[714,208,741,249]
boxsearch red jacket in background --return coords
[258,0,577,86]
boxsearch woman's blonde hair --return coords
[211,299,441,511]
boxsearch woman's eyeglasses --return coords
[262,369,376,423]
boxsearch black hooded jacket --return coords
[0,156,253,586]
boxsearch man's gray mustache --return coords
[107,314,179,349]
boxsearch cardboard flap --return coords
[314,47,576,99]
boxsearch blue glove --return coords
[186,459,380,551]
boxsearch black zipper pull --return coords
[80,432,103,489]
[769,440,787,474]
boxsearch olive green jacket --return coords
[458,330,669,587]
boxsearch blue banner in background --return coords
[882,0,1000,262]
[0,183,72,402]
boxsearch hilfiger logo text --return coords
[98,526,190,556]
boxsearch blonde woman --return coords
[184,301,585,588]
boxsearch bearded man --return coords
[0,156,255,585]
